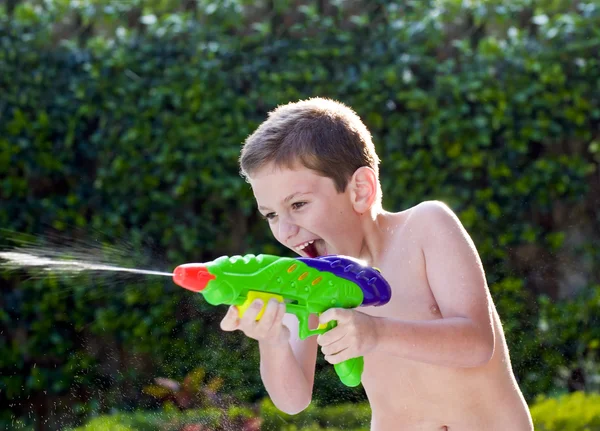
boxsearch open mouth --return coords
[296,239,326,258]
[304,241,319,258]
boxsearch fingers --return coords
[258,298,285,333]
[318,309,377,364]
[318,320,348,357]
[240,299,266,325]
[241,299,284,336]
[320,336,350,355]
[222,298,288,345]
[323,346,351,364]
[318,323,351,364]
[317,309,348,347]
[316,310,347,364]
[317,325,346,348]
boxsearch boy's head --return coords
[239,97,381,199]
[239,98,382,259]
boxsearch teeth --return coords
[295,240,314,252]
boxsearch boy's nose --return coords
[278,219,299,242]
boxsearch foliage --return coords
[531,392,600,431]
[1,0,599,429]
[69,407,259,431]
[535,285,600,394]
[70,392,600,431]
[69,399,370,431]
[260,398,370,430]
[142,366,249,414]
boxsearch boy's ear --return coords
[349,167,378,214]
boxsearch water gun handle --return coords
[327,321,364,388]
[335,356,364,387]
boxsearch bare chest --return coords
[361,241,441,321]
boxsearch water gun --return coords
[172,254,391,387]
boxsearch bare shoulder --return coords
[398,200,468,240]
[411,200,458,221]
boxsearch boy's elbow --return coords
[472,330,495,367]
[280,404,310,416]
[275,396,312,415]
[473,344,494,367]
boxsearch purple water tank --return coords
[298,255,391,307]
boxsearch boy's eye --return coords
[260,202,305,221]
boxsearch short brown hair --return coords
[239,98,380,194]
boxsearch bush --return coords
[70,399,371,431]
[259,398,370,430]
[71,392,600,431]
[534,285,600,394]
[70,408,231,431]
[531,392,600,431]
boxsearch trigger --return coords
[238,291,284,320]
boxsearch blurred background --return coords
[0,0,599,430]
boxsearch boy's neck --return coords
[356,207,392,265]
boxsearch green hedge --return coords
[531,392,600,431]
[70,392,600,431]
[1,1,599,429]
[70,399,372,431]
[69,407,255,431]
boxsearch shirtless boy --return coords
[220,98,534,431]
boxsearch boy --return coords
[220,98,533,431]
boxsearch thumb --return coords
[220,306,240,331]
[319,308,338,325]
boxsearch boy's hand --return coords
[220,299,290,347]
[317,309,379,364]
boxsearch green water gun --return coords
[172,254,391,387]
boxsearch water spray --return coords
[0,251,172,277]
[0,243,392,387]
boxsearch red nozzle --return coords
[173,264,216,292]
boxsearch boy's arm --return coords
[221,300,318,414]
[318,200,495,368]
[375,200,495,367]
[259,313,319,414]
